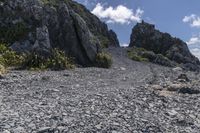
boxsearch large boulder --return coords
[129,21,200,71]
[0,0,119,66]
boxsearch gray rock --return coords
[129,21,200,71]
[32,26,51,56]
[1,0,119,66]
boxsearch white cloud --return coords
[190,48,200,59]
[183,14,200,28]
[186,36,200,45]
[91,3,144,24]
[121,43,129,47]
[186,35,200,59]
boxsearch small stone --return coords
[3,130,10,133]
[151,85,163,91]
[177,73,190,82]
[79,122,84,126]
[63,73,70,77]
[120,67,126,71]
[167,109,177,116]
[172,67,183,72]
[38,127,51,133]
[14,126,26,133]
[95,124,102,130]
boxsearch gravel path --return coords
[0,47,200,133]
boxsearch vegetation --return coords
[127,47,149,62]
[97,35,110,48]
[95,52,112,68]
[0,22,29,44]
[0,42,74,71]
[23,49,74,70]
[0,43,25,67]
[41,0,57,7]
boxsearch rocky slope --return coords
[129,21,200,71]
[1,47,200,133]
[0,0,119,66]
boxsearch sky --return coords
[74,0,200,59]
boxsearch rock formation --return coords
[0,0,119,66]
[129,21,200,71]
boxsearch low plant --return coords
[23,48,74,70]
[0,43,25,67]
[127,48,149,62]
[95,52,112,68]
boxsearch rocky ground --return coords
[0,47,200,133]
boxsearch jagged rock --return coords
[129,21,200,71]
[67,0,120,47]
[172,67,183,72]
[0,0,119,66]
[177,74,190,82]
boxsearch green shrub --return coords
[127,48,149,62]
[95,52,112,68]
[23,48,74,70]
[0,43,25,67]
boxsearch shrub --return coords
[95,52,112,68]
[0,43,25,67]
[48,48,75,70]
[23,48,74,70]
[127,48,149,62]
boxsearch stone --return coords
[2,130,11,133]
[37,127,51,133]
[120,67,126,71]
[151,85,163,91]
[172,67,183,72]
[177,74,190,82]
[167,83,185,92]
[95,124,102,130]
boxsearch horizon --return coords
[74,0,200,59]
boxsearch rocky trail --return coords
[1,47,200,133]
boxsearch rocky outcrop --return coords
[0,0,119,66]
[67,0,120,47]
[129,21,200,71]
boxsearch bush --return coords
[0,43,25,67]
[23,48,74,70]
[95,52,112,68]
[127,48,149,62]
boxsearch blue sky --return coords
[74,0,200,58]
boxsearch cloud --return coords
[121,43,129,47]
[190,48,200,59]
[186,36,200,45]
[91,3,143,24]
[186,35,200,59]
[183,14,200,28]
